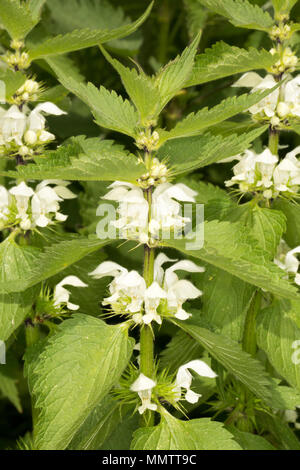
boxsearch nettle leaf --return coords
[202,266,255,342]
[131,413,241,450]
[228,427,276,450]
[0,366,22,412]
[0,0,40,39]
[47,59,139,137]
[0,234,109,294]
[28,314,134,450]
[250,207,286,259]
[173,320,274,402]
[0,69,27,103]
[198,0,274,31]
[186,42,279,87]
[0,137,146,182]
[154,32,201,111]
[0,288,37,341]
[161,220,299,299]
[26,2,153,59]
[100,47,161,125]
[272,0,298,15]
[68,398,133,450]
[273,199,300,247]
[26,0,46,21]
[157,126,267,175]
[158,87,278,143]
[257,300,300,392]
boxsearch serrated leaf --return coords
[46,59,139,136]
[186,42,279,86]
[257,300,300,392]
[172,320,274,402]
[0,69,27,103]
[0,0,39,39]
[27,314,134,450]
[158,87,278,143]
[250,207,286,258]
[0,137,146,182]
[198,0,274,31]
[100,46,161,125]
[131,412,241,450]
[161,219,299,299]
[0,234,109,294]
[0,288,37,341]
[27,2,153,59]
[154,32,201,111]
[157,126,267,174]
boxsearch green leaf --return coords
[0,137,146,181]
[0,367,22,412]
[27,2,153,59]
[67,397,131,450]
[198,0,274,31]
[100,47,160,125]
[272,0,298,16]
[159,330,204,374]
[257,411,300,450]
[273,199,300,247]
[157,126,267,175]
[173,320,274,402]
[158,87,278,143]
[202,266,255,341]
[131,412,241,450]
[154,32,201,111]
[161,219,299,299]
[46,58,139,136]
[26,0,46,20]
[0,288,37,341]
[249,207,286,259]
[0,234,109,294]
[27,314,134,450]
[186,42,279,86]
[0,69,27,103]
[228,427,276,450]
[257,300,300,392]
[0,0,39,39]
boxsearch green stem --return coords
[242,290,262,356]
[269,127,279,156]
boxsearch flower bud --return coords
[19,145,29,156]
[277,102,290,118]
[24,130,37,145]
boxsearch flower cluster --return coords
[274,239,300,286]
[0,101,66,158]
[137,157,169,188]
[13,79,40,106]
[225,147,300,199]
[0,180,76,230]
[103,181,197,245]
[232,72,300,126]
[89,253,204,325]
[136,130,160,151]
[269,47,298,75]
[130,360,217,414]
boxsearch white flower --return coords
[0,105,26,145]
[103,181,197,244]
[0,185,10,221]
[174,360,217,404]
[9,181,34,229]
[27,102,66,132]
[154,254,204,320]
[130,373,157,414]
[274,241,300,286]
[53,275,87,311]
[143,282,167,325]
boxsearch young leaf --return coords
[154,32,201,111]
[161,219,299,299]
[257,300,300,392]
[131,412,241,450]
[27,314,134,450]
[157,126,267,174]
[158,87,278,143]
[198,0,274,31]
[172,320,274,403]
[0,0,39,39]
[45,59,139,137]
[186,42,279,87]
[0,137,146,182]
[26,2,153,60]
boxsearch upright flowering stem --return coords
[269,126,279,156]
[139,164,155,426]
